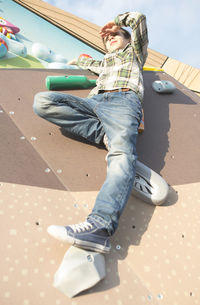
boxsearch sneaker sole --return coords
[73,238,111,254]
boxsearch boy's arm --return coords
[115,12,149,66]
[68,57,103,75]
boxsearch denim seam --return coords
[115,157,135,211]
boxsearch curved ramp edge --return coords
[0,181,199,304]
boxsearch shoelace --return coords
[70,221,93,233]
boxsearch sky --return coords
[43,0,200,69]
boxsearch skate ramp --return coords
[0,68,200,305]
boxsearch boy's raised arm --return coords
[114,12,149,66]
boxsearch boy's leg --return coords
[88,91,142,235]
[33,91,105,144]
[34,91,110,253]
[47,91,142,253]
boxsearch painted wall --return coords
[0,0,103,68]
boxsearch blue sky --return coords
[43,0,200,69]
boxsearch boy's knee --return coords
[33,92,50,117]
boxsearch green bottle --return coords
[46,75,96,90]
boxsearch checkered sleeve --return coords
[77,56,103,75]
[115,12,149,66]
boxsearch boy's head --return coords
[102,28,131,53]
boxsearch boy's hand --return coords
[67,58,78,65]
[99,21,120,38]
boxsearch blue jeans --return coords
[33,90,142,235]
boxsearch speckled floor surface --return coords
[0,69,200,304]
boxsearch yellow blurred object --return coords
[143,66,164,72]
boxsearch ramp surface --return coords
[0,68,200,305]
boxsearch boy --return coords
[33,12,148,253]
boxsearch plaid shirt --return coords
[77,12,148,101]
